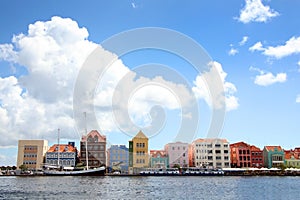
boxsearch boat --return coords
[43,165,105,176]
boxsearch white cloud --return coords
[239,36,249,46]
[250,67,287,86]
[192,61,239,111]
[249,41,264,52]
[131,2,136,8]
[238,0,279,23]
[250,37,300,59]
[296,95,300,103]
[0,16,197,149]
[228,48,238,56]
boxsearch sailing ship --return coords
[43,117,106,176]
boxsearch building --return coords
[250,145,263,168]
[80,130,106,168]
[45,142,78,167]
[192,138,230,169]
[263,146,284,168]
[128,130,149,174]
[165,142,189,168]
[149,150,169,168]
[17,140,49,170]
[230,142,251,168]
[107,145,129,173]
[284,148,300,168]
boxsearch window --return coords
[215,144,221,148]
[224,150,228,154]
[215,150,221,154]
[216,156,221,160]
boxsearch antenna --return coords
[57,128,60,167]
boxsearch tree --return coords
[19,164,28,171]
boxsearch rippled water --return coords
[0,176,299,199]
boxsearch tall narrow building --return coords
[17,140,49,170]
[128,130,149,174]
[80,130,106,168]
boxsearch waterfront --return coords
[0,176,299,199]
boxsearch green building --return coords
[263,146,284,168]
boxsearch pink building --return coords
[165,142,189,168]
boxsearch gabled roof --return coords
[250,145,262,152]
[150,150,167,158]
[264,146,283,152]
[133,130,148,139]
[230,142,250,148]
[284,150,300,160]
[47,144,77,153]
[81,130,106,142]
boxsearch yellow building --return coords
[17,140,49,170]
[129,131,149,174]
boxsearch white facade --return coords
[165,142,189,168]
[193,138,230,169]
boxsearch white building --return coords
[165,142,189,168]
[192,138,230,169]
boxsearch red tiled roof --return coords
[284,150,300,160]
[47,144,77,153]
[264,146,283,152]
[230,142,250,148]
[250,145,262,152]
[150,150,167,158]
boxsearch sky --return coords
[0,0,300,166]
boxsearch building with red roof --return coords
[149,150,169,168]
[284,148,300,168]
[263,146,284,168]
[250,145,263,168]
[230,142,251,168]
[45,142,78,167]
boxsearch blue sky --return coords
[0,0,300,166]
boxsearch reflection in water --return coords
[0,176,299,199]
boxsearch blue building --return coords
[108,145,129,173]
[263,146,284,168]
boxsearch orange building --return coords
[230,142,251,168]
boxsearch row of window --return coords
[196,149,229,154]
[24,146,38,151]
[239,150,250,155]
[196,162,230,167]
[46,153,75,158]
[195,144,229,148]
[24,154,37,158]
[81,145,105,151]
[23,161,36,165]
[136,159,145,164]
[136,143,145,148]
[171,146,187,151]
[81,152,105,158]
[46,160,75,166]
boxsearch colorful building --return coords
[45,142,78,167]
[165,142,189,168]
[107,145,129,173]
[192,138,230,169]
[263,146,284,168]
[17,140,49,170]
[128,130,149,174]
[230,142,251,168]
[250,145,263,168]
[284,148,300,168]
[149,150,169,168]
[80,130,106,168]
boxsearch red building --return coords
[230,142,251,168]
[250,145,263,168]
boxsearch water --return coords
[0,176,299,199]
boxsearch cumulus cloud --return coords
[237,0,279,23]
[228,48,238,56]
[249,66,287,86]
[192,61,239,111]
[249,37,300,59]
[239,36,249,46]
[0,16,198,148]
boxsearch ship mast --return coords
[57,128,60,167]
[84,112,89,170]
